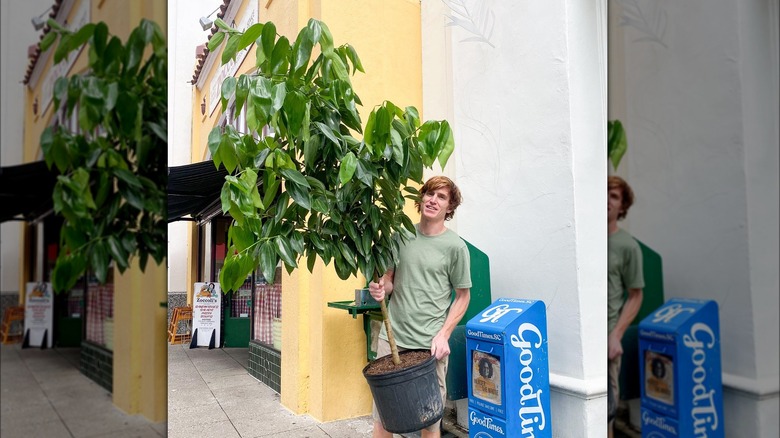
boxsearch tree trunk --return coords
[376,274,400,365]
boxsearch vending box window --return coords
[638,298,724,437]
[466,298,552,437]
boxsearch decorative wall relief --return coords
[443,0,496,48]
[617,0,668,48]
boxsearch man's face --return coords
[421,187,453,223]
[608,187,624,223]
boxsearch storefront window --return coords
[253,267,282,351]
[85,270,114,351]
[232,276,252,318]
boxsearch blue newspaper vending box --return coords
[638,298,724,437]
[466,298,551,438]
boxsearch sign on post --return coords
[190,282,221,349]
[23,282,54,349]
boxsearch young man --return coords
[607,175,644,438]
[368,176,472,438]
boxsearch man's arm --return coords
[608,287,642,360]
[431,287,471,360]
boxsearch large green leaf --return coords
[279,168,310,188]
[208,127,223,168]
[258,241,278,283]
[324,50,349,83]
[608,119,628,170]
[318,20,334,53]
[222,33,241,64]
[284,90,307,137]
[286,180,311,210]
[207,31,225,52]
[250,77,273,125]
[437,120,455,169]
[238,23,264,52]
[229,224,254,253]
[345,44,365,73]
[40,31,58,53]
[303,134,320,167]
[270,36,290,76]
[270,82,286,114]
[234,75,251,120]
[221,76,237,112]
[274,236,298,268]
[338,152,357,185]
[291,26,314,76]
[219,135,238,173]
[260,22,277,64]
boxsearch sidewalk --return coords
[167,344,465,438]
[0,343,165,438]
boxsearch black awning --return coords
[167,161,229,223]
[0,161,58,223]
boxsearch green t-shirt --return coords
[379,225,472,349]
[608,228,644,333]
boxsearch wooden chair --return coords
[1,306,25,344]
[168,306,193,345]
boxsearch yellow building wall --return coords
[189,0,423,421]
[112,258,168,422]
[20,0,168,422]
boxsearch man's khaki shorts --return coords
[608,356,622,425]
[371,338,448,432]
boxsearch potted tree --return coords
[39,19,167,293]
[208,18,454,432]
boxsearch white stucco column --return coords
[611,0,779,435]
[422,0,608,435]
[166,0,221,294]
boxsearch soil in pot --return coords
[364,350,432,375]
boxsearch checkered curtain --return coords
[253,283,281,344]
[85,283,114,346]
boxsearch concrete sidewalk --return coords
[0,343,165,438]
[167,344,465,438]
[167,344,375,437]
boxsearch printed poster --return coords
[644,350,674,405]
[472,350,502,404]
[23,282,54,348]
[192,282,221,348]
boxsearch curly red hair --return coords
[608,175,634,220]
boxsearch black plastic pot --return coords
[362,349,444,434]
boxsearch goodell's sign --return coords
[191,282,222,349]
[23,282,54,348]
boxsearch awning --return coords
[0,161,58,223]
[167,161,229,223]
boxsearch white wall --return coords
[423,0,608,435]
[1,0,52,294]
[167,0,223,293]
[612,0,779,435]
